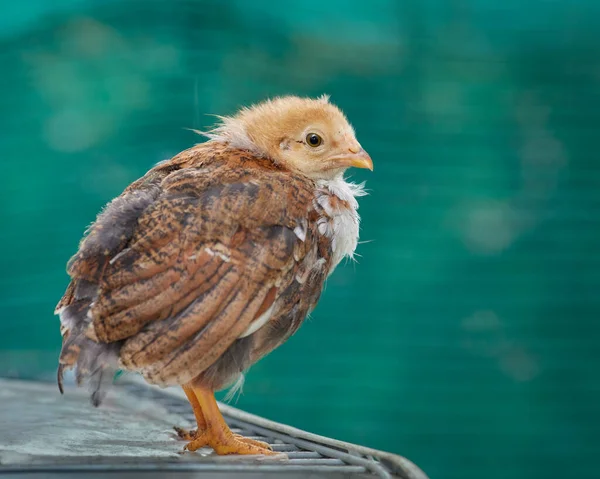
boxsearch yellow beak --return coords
[329,148,373,171]
[347,149,374,171]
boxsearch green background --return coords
[1,1,599,478]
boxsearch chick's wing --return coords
[65,147,316,386]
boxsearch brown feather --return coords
[119,264,239,368]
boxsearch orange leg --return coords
[180,384,275,455]
[174,383,208,440]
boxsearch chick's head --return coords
[207,95,373,179]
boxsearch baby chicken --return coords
[56,95,373,455]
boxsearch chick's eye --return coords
[306,133,323,147]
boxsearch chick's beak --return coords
[347,148,374,171]
[330,145,373,171]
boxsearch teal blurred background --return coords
[1,1,600,478]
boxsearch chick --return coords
[56,95,373,455]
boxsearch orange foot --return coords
[184,429,274,455]
[175,426,272,451]
[178,383,275,455]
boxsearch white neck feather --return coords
[316,176,367,268]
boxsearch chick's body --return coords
[56,95,372,455]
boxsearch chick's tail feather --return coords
[56,283,119,407]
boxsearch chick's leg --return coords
[176,384,269,449]
[183,386,274,455]
[174,383,208,440]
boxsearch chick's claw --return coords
[174,426,199,441]
[233,434,273,450]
